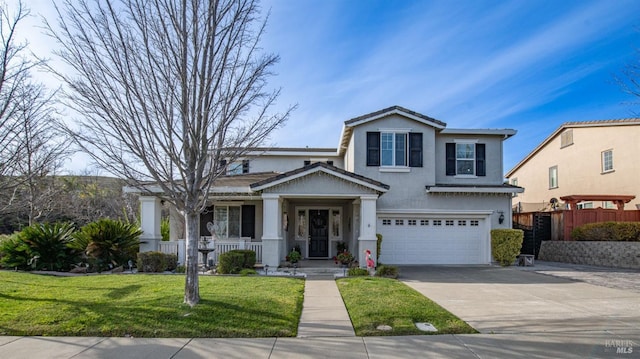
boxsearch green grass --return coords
[0,272,304,337]
[337,277,477,336]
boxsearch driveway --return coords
[399,265,640,337]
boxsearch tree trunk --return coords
[184,211,200,306]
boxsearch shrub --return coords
[233,249,257,268]
[348,267,369,276]
[375,264,399,278]
[491,229,524,267]
[287,250,301,263]
[376,233,383,262]
[572,222,640,242]
[165,253,178,271]
[14,223,78,271]
[0,234,30,270]
[175,265,186,273]
[239,268,257,276]
[70,219,141,272]
[137,251,171,272]
[217,251,245,274]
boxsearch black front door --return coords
[309,210,329,257]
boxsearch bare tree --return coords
[46,0,292,306]
[617,47,640,112]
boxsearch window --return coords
[420,219,429,226]
[213,205,241,238]
[602,150,613,173]
[433,220,442,226]
[382,219,391,226]
[577,202,593,209]
[470,220,479,226]
[549,166,558,189]
[602,201,616,209]
[446,142,486,176]
[458,220,467,226]
[367,131,423,167]
[445,220,454,226]
[408,219,417,226]
[395,219,404,226]
[227,160,249,175]
[511,178,518,186]
[560,129,573,148]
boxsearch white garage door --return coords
[377,217,487,264]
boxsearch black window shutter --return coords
[219,159,227,175]
[304,160,311,166]
[241,205,256,239]
[366,132,380,166]
[242,160,250,173]
[476,144,486,176]
[408,133,423,167]
[446,143,456,176]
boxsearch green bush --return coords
[175,265,186,273]
[136,252,168,272]
[217,251,245,274]
[375,264,399,279]
[376,233,383,262]
[348,267,369,276]
[287,250,301,263]
[572,222,640,241]
[491,229,524,267]
[0,234,30,270]
[239,268,257,276]
[165,253,178,271]
[70,219,141,272]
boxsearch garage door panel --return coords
[378,216,486,265]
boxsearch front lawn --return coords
[337,277,477,336]
[0,272,304,337]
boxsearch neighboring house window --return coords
[366,131,423,167]
[602,201,616,209]
[511,178,518,186]
[560,129,573,148]
[227,160,250,175]
[549,166,558,189]
[577,202,593,209]
[601,149,613,173]
[445,142,486,176]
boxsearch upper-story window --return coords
[549,166,558,189]
[222,159,249,175]
[366,131,423,167]
[601,149,613,173]
[445,142,486,176]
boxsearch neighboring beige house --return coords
[506,119,640,211]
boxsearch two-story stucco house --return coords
[506,119,640,212]
[138,106,522,267]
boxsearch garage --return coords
[377,216,489,264]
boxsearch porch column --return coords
[261,193,282,267]
[139,196,162,252]
[357,194,378,269]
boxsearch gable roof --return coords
[506,118,640,177]
[339,105,447,155]
[250,161,390,193]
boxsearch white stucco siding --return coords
[435,134,505,186]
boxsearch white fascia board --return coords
[348,109,446,129]
[210,186,253,193]
[426,186,524,194]
[123,184,165,194]
[441,128,517,138]
[244,150,339,157]
[252,166,388,193]
[377,209,493,216]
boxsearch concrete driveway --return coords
[400,265,640,337]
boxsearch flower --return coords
[335,250,354,265]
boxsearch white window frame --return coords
[601,149,613,173]
[549,166,558,189]
[454,139,478,177]
[380,131,408,167]
[213,205,242,239]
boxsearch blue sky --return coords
[13,0,640,174]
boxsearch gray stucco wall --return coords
[538,241,640,269]
[248,154,343,173]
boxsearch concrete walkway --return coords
[296,275,355,338]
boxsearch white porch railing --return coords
[157,238,262,265]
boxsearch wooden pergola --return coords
[560,195,636,211]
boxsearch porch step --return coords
[278,266,346,276]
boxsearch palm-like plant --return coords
[71,219,142,272]
[0,234,31,270]
[18,223,77,271]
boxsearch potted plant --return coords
[333,250,354,266]
[287,249,301,264]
